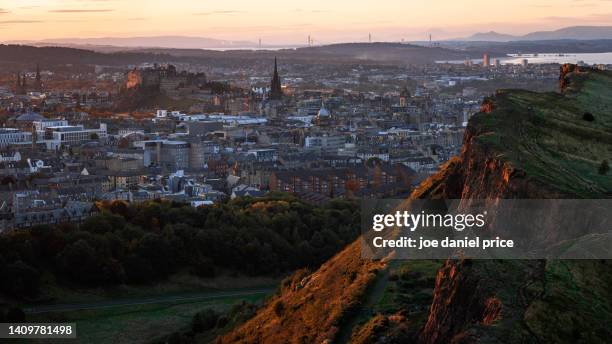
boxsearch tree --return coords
[136,233,173,278]
[57,239,101,285]
[5,307,26,323]
[192,309,219,333]
[123,254,154,284]
[2,261,40,297]
[599,160,610,175]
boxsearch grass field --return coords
[16,273,279,344]
[26,292,270,344]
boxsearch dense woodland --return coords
[0,194,360,299]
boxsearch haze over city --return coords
[2,0,612,44]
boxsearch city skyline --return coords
[1,0,612,44]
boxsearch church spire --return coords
[34,63,43,91]
[15,72,25,95]
[269,57,282,100]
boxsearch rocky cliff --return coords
[415,64,611,343]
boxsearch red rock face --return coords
[480,98,495,114]
[418,259,544,344]
[481,297,503,325]
[559,63,583,92]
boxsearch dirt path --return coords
[335,260,399,344]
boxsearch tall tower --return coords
[34,63,43,92]
[269,57,283,100]
[15,72,25,95]
[15,72,21,92]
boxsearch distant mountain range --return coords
[7,26,612,51]
[460,26,612,42]
[8,35,263,50]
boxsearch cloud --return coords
[541,12,612,22]
[194,10,244,16]
[294,9,331,13]
[0,20,44,24]
[0,8,9,14]
[49,9,114,13]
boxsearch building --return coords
[126,64,206,94]
[0,128,32,148]
[269,57,283,100]
[189,139,220,169]
[269,164,415,199]
[44,124,107,149]
[143,140,190,171]
[483,53,490,67]
[304,134,345,154]
[33,119,69,132]
[246,148,278,162]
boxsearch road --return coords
[24,288,276,314]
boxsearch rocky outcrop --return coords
[414,65,612,343]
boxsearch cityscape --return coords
[0,51,568,230]
[0,1,611,343]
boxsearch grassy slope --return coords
[469,69,612,197]
[219,241,385,344]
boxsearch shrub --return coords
[582,112,594,121]
[215,315,229,328]
[6,307,26,323]
[192,309,219,333]
[2,261,40,297]
[273,300,285,317]
[599,160,610,175]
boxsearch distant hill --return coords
[522,26,612,41]
[461,26,612,42]
[9,35,260,50]
[464,31,519,42]
[0,43,477,70]
[292,42,474,64]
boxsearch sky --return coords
[1,0,612,44]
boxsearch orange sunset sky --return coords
[1,0,612,44]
